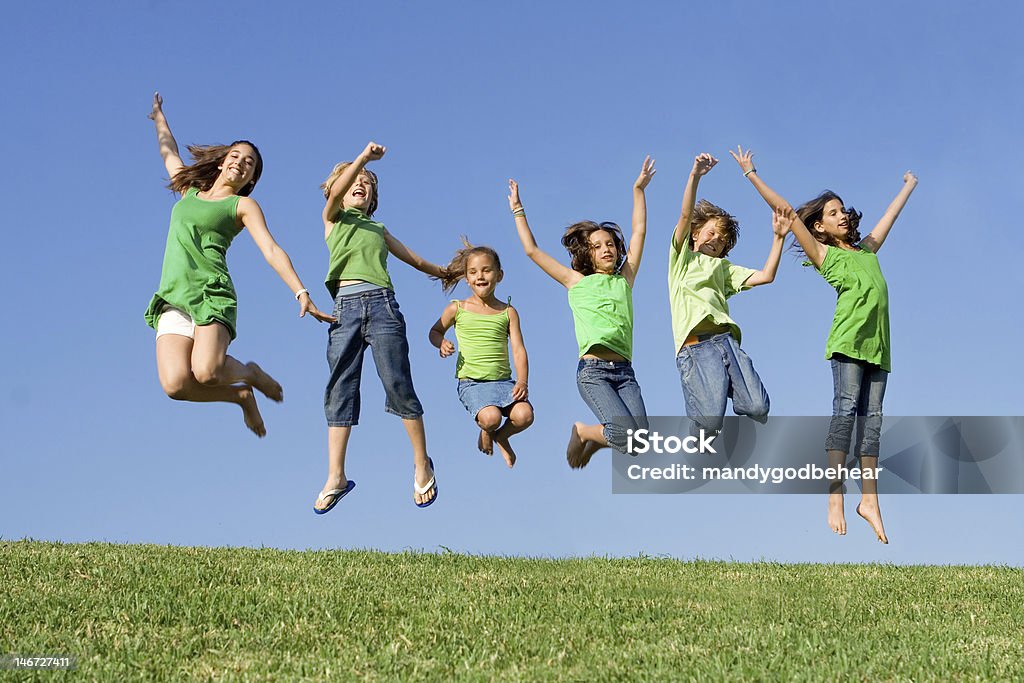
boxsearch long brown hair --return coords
[437,237,502,293]
[690,200,739,257]
[561,221,627,275]
[793,191,862,256]
[169,140,263,197]
[320,163,379,218]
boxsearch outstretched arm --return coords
[672,153,717,251]
[730,146,789,211]
[384,230,447,279]
[428,302,458,357]
[148,92,184,181]
[745,207,792,287]
[507,305,529,401]
[621,156,656,286]
[859,171,918,253]
[237,197,336,323]
[322,141,385,229]
[508,179,581,288]
[779,203,827,269]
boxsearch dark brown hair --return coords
[561,221,627,275]
[690,200,739,257]
[437,237,502,292]
[320,163,379,218]
[793,191,862,255]
[169,140,263,197]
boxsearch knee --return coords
[192,362,222,386]
[510,403,534,428]
[476,407,503,432]
[161,372,191,400]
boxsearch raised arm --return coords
[730,146,789,211]
[237,197,336,323]
[672,153,717,251]
[859,171,918,253]
[507,305,530,401]
[508,179,581,288]
[384,230,447,279]
[148,92,184,181]
[779,203,827,269]
[322,142,385,228]
[429,302,458,357]
[621,156,656,286]
[745,207,792,287]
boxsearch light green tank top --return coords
[566,274,633,360]
[453,300,512,380]
[325,207,393,296]
[144,187,242,339]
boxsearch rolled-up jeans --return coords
[575,358,648,452]
[825,354,888,456]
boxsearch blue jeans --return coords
[675,332,769,432]
[324,288,423,426]
[576,359,648,452]
[826,354,888,456]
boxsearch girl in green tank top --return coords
[508,156,656,469]
[737,147,918,545]
[430,240,534,468]
[144,92,332,439]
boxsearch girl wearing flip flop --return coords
[509,156,656,469]
[144,93,333,438]
[732,146,918,544]
[429,241,534,468]
[314,142,445,513]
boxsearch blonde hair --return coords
[437,237,502,292]
[320,163,379,217]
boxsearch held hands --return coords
[508,179,524,213]
[439,338,455,358]
[298,293,337,323]
[692,153,718,177]
[148,91,163,120]
[634,155,657,190]
[729,146,755,175]
[359,142,386,163]
[772,205,796,238]
[512,381,529,401]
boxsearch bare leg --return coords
[856,455,888,544]
[475,407,503,456]
[827,449,847,536]
[492,402,535,468]
[314,426,353,511]
[403,417,436,506]
[567,422,608,469]
[191,323,283,401]
[157,334,266,436]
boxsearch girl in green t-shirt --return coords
[509,156,656,469]
[144,93,333,438]
[733,146,918,544]
[429,241,534,468]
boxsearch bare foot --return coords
[857,502,889,544]
[246,362,283,402]
[477,430,494,455]
[237,386,266,437]
[828,492,846,535]
[566,423,586,469]
[579,440,601,468]
[414,460,436,506]
[494,435,517,468]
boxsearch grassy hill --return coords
[2,541,1022,681]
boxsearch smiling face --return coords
[343,171,376,213]
[218,143,259,191]
[693,218,729,258]
[588,229,620,274]
[464,251,502,299]
[813,198,850,241]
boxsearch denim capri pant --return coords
[575,358,648,452]
[825,354,888,456]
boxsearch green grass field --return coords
[2,541,1022,681]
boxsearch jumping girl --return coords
[429,241,534,468]
[144,93,333,438]
[732,145,918,543]
[509,156,656,469]
[314,142,445,513]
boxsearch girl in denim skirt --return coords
[509,156,656,469]
[313,142,446,513]
[429,240,534,468]
[733,146,918,543]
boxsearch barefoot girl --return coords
[509,156,656,469]
[314,142,444,513]
[144,93,333,438]
[429,241,534,468]
[732,146,918,543]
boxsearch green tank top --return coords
[567,274,634,360]
[453,300,512,380]
[325,207,393,296]
[144,187,242,339]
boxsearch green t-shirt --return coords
[816,244,891,372]
[144,187,242,339]
[668,235,755,353]
[324,207,394,296]
[567,273,633,360]
[453,301,512,381]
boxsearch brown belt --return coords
[683,330,730,347]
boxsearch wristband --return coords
[294,288,309,300]
[743,168,757,177]
[512,208,526,217]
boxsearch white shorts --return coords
[156,306,196,339]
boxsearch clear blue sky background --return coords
[2,2,1022,565]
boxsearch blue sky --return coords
[1,1,1022,565]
